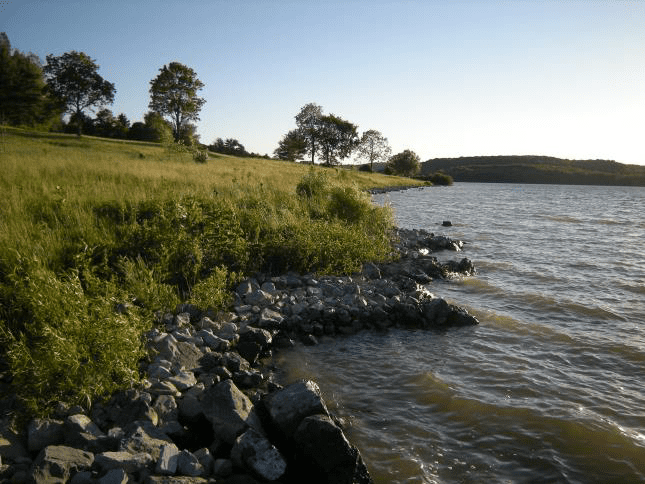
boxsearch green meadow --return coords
[0,128,422,416]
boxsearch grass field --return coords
[0,127,422,416]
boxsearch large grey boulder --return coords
[155,443,180,475]
[293,415,372,484]
[98,468,130,484]
[63,414,111,453]
[230,429,286,482]
[262,380,328,439]
[177,450,203,477]
[119,421,173,460]
[30,445,94,484]
[245,289,274,307]
[94,450,154,474]
[91,389,157,430]
[200,380,262,444]
[27,418,64,452]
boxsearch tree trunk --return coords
[76,107,82,137]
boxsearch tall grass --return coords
[0,128,419,416]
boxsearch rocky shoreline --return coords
[0,228,478,484]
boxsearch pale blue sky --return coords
[2,0,644,164]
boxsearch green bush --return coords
[296,168,329,198]
[428,172,454,186]
[193,150,209,163]
[328,185,372,224]
[188,266,235,312]
[1,264,149,416]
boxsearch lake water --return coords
[274,183,645,483]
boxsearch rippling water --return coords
[274,183,645,483]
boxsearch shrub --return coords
[1,264,149,416]
[429,172,454,186]
[328,185,372,224]
[386,149,420,177]
[193,150,209,163]
[296,168,329,198]
[188,266,235,312]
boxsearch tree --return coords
[356,130,392,171]
[209,138,251,157]
[94,108,115,137]
[386,149,421,177]
[44,51,115,136]
[295,102,323,164]
[0,32,53,126]
[317,114,358,166]
[149,62,205,142]
[127,111,172,142]
[274,129,307,161]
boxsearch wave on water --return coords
[537,214,583,223]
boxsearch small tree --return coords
[149,62,205,142]
[295,102,323,164]
[356,130,392,171]
[386,149,421,177]
[44,51,115,136]
[317,114,358,166]
[274,129,307,161]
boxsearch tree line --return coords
[1,33,206,145]
[2,32,427,176]
[274,102,422,176]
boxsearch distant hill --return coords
[419,155,645,186]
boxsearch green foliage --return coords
[427,172,454,186]
[149,62,205,142]
[44,51,116,136]
[356,129,392,171]
[0,33,56,127]
[317,113,359,166]
[1,263,149,416]
[0,129,414,417]
[193,149,209,163]
[328,185,372,224]
[116,256,179,311]
[188,266,235,312]
[274,129,307,161]
[296,168,330,198]
[387,149,421,177]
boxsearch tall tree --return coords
[356,130,392,171]
[149,62,205,142]
[317,114,358,166]
[274,129,308,161]
[295,102,323,164]
[44,51,115,136]
[0,32,51,126]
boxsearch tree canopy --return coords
[386,149,421,177]
[44,51,115,135]
[356,130,392,171]
[0,32,54,127]
[149,62,205,142]
[274,129,308,161]
[295,102,323,164]
[290,103,359,165]
[317,114,358,166]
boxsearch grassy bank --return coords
[0,128,422,416]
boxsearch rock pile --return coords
[0,229,478,483]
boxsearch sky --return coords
[2,0,644,165]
